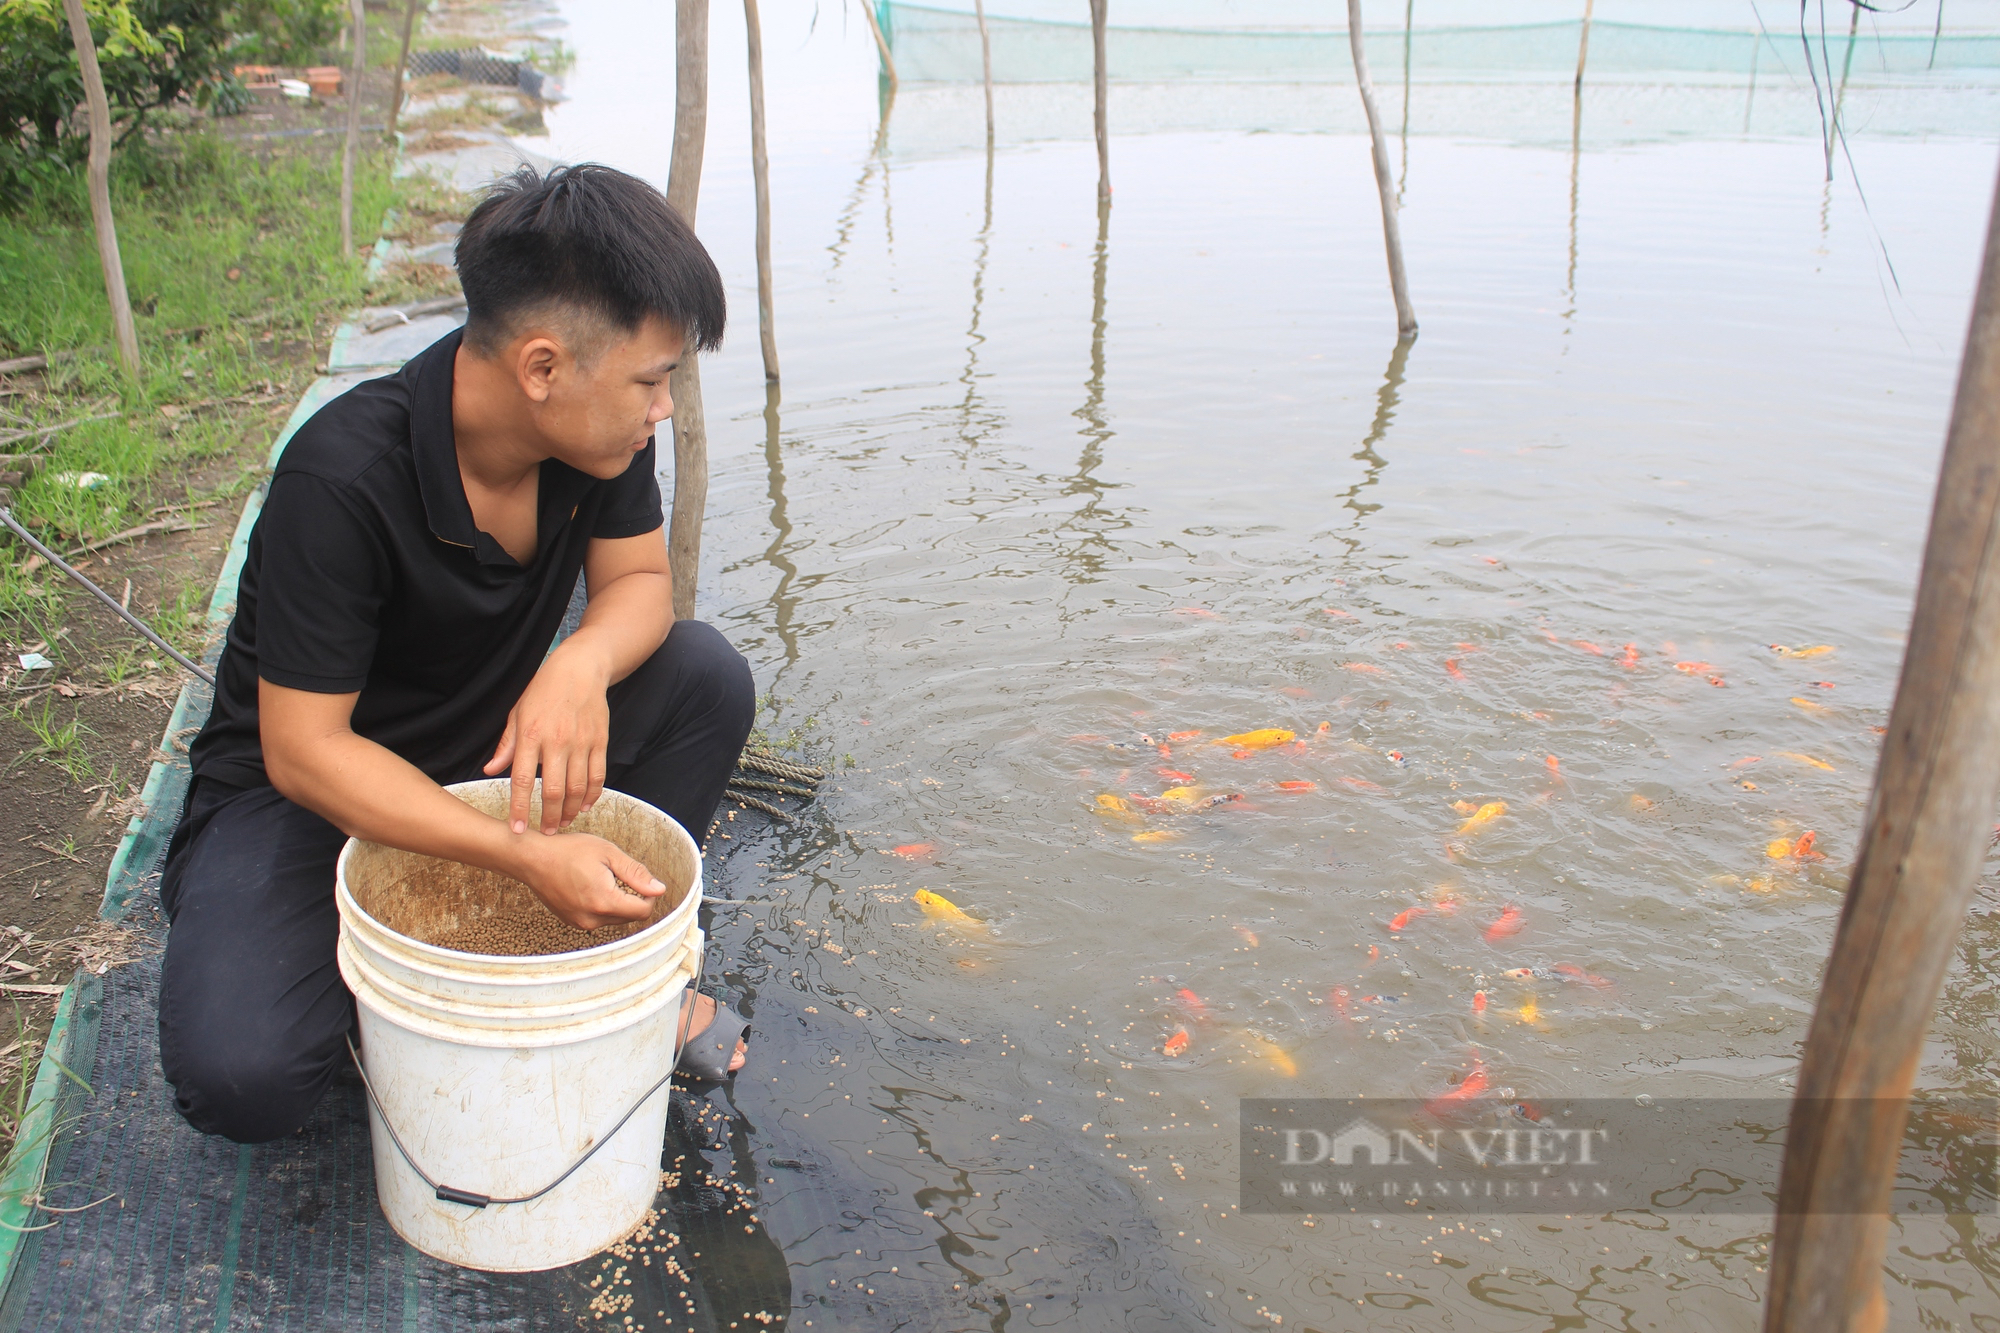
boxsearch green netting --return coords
[881,6,2000,83]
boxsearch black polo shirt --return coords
[188,327,664,790]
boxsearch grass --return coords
[0,124,426,640]
[15,701,98,785]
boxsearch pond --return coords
[526,2,2000,1326]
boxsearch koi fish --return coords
[1452,800,1478,814]
[1619,643,1640,670]
[1386,907,1428,932]
[1445,658,1467,680]
[1552,963,1612,988]
[1574,640,1605,656]
[1472,990,1488,1013]
[1772,644,1835,658]
[892,843,936,859]
[1358,993,1402,1005]
[1545,754,1562,781]
[1344,663,1385,674]
[1810,680,1836,689]
[1133,829,1182,844]
[1629,794,1656,811]
[1315,721,1332,735]
[1279,686,1312,698]
[1252,1036,1298,1077]
[1235,925,1261,948]
[1159,786,1204,806]
[1425,1064,1490,1114]
[1484,906,1525,941]
[1502,967,1554,980]
[1276,780,1317,792]
[1096,793,1138,818]
[914,889,975,923]
[1456,801,1507,834]
[1386,750,1405,765]
[1323,607,1354,618]
[1367,945,1381,961]
[1216,729,1296,750]
[1337,776,1385,793]
[1330,986,1353,1021]
[1517,997,1540,1024]
[1175,988,1210,1020]
[1728,756,1762,770]
[1157,768,1194,782]
[1163,1028,1189,1057]
[1197,793,1245,809]
[1392,641,1414,650]
[1791,696,1830,715]
[1674,661,1715,674]
[1777,751,1836,771]
[1175,607,1219,618]
[1768,831,1826,861]
[1739,780,1760,791]
[1482,555,1502,565]
[1168,730,1203,741]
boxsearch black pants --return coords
[157,621,755,1144]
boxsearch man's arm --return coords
[482,525,674,834]
[260,682,665,930]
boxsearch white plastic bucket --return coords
[334,779,702,1272]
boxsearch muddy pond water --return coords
[518,3,2000,1327]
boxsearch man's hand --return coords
[517,829,665,930]
[484,644,612,835]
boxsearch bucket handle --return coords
[346,951,706,1210]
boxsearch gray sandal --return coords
[676,995,749,1081]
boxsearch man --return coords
[160,164,755,1145]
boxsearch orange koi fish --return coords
[1276,780,1317,792]
[1157,768,1193,782]
[1472,990,1488,1013]
[1392,641,1414,650]
[1323,607,1355,618]
[1175,607,1219,618]
[1367,945,1381,961]
[1445,658,1467,680]
[1337,776,1385,793]
[1163,1028,1189,1057]
[892,843,936,859]
[1545,754,1562,781]
[1425,1064,1490,1115]
[1344,663,1386,675]
[1177,988,1209,1019]
[1574,640,1605,655]
[1482,555,1502,565]
[1168,730,1203,741]
[1385,907,1428,932]
[1552,963,1612,988]
[1279,686,1312,699]
[1235,925,1261,948]
[1387,750,1405,764]
[1619,643,1640,670]
[1674,661,1715,675]
[1629,794,1655,811]
[1484,906,1525,941]
[1728,756,1762,770]
[1810,680,1836,689]
[1768,832,1826,861]
[1315,721,1332,736]
[1330,986,1354,1021]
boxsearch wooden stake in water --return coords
[667,0,711,621]
[1574,0,1593,95]
[59,0,139,380]
[860,0,899,94]
[1090,0,1109,204]
[745,0,779,383]
[1764,160,2000,1333]
[340,0,366,258]
[388,0,421,137]
[974,0,994,143]
[1346,0,1415,337]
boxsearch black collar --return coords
[408,327,600,570]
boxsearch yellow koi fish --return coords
[1456,800,1507,835]
[914,889,976,924]
[1251,1035,1298,1077]
[1214,729,1296,750]
[1776,751,1836,771]
[1133,829,1182,844]
[1790,696,1830,715]
[1771,644,1836,659]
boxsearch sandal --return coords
[676,992,749,1081]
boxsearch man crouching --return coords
[160,163,754,1144]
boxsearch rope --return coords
[725,776,818,799]
[736,750,825,782]
[725,790,797,823]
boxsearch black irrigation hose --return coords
[0,506,217,688]
[726,776,819,799]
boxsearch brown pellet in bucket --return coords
[414,873,653,957]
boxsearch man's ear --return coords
[514,335,564,404]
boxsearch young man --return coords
[159,164,755,1145]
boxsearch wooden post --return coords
[388,0,421,137]
[1346,0,1415,337]
[1574,0,1593,95]
[339,0,365,257]
[860,0,898,94]
[59,0,139,380]
[974,0,994,144]
[1089,0,1109,205]
[1764,160,2000,1333]
[666,0,710,621]
[745,0,778,383]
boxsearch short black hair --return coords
[455,163,725,357]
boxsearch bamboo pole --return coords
[1764,160,2000,1333]
[666,0,710,621]
[59,0,139,380]
[1346,0,1415,337]
[339,0,365,257]
[745,0,778,382]
[1573,0,1593,95]
[388,0,421,137]
[974,0,994,143]
[859,0,898,94]
[1089,0,1109,204]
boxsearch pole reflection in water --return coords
[1062,196,1121,583]
[1338,335,1409,541]
[759,381,801,665]
[957,134,996,451]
